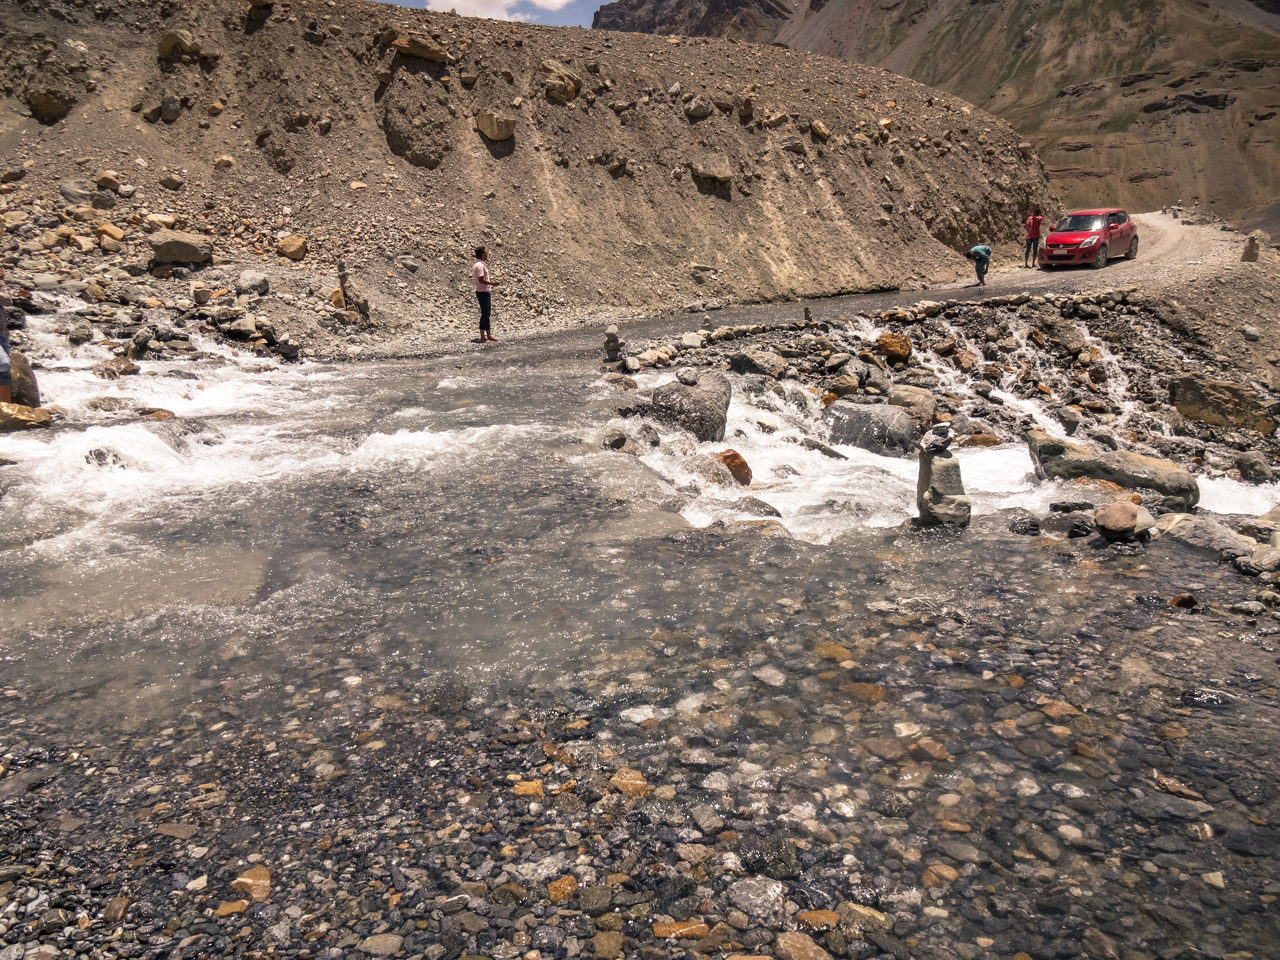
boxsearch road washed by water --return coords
[2,280,1280,960]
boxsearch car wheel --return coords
[1093,245,1108,269]
[1126,236,1139,259]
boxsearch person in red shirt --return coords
[1024,208,1044,268]
[472,245,499,343]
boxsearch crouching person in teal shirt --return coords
[967,245,992,287]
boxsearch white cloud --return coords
[423,0,574,20]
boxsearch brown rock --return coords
[1169,377,1275,433]
[357,933,404,956]
[653,920,710,938]
[513,779,544,796]
[392,34,452,63]
[610,767,651,797]
[592,932,624,959]
[775,931,834,960]
[920,863,959,887]
[96,223,126,242]
[718,449,752,485]
[1094,501,1156,542]
[841,681,888,703]
[231,864,271,902]
[276,234,308,260]
[796,909,839,932]
[477,111,517,142]
[103,897,130,924]
[0,402,52,432]
[814,640,852,661]
[811,119,831,141]
[876,331,912,364]
[548,875,579,902]
[214,900,248,916]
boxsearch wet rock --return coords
[650,370,732,441]
[9,351,40,408]
[718,449,752,485]
[1026,428,1199,509]
[1093,502,1155,542]
[876,331,912,364]
[358,933,404,956]
[1236,451,1274,483]
[0,401,51,432]
[775,931,834,960]
[727,877,786,920]
[1154,514,1256,559]
[887,383,936,431]
[916,425,970,527]
[825,400,915,457]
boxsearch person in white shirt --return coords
[472,246,499,343]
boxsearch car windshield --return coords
[1056,215,1105,232]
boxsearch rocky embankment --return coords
[0,0,1053,352]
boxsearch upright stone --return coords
[916,426,970,527]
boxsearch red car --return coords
[1038,208,1139,269]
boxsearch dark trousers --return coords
[975,260,988,283]
[0,308,10,392]
[476,291,491,333]
[1024,237,1039,262]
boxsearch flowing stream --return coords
[3,300,1279,731]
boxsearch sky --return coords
[371,0,599,27]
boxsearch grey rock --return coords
[825,401,915,458]
[1026,429,1199,509]
[1155,514,1256,559]
[916,426,970,527]
[148,229,212,265]
[650,370,731,442]
[236,270,270,296]
[726,876,785,920]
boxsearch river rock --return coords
[1169,377,1276,433]
[1094,501,1156,541]
[825,400,915,457]
[916,426,970,527]
[719,449,752,485]
[0,401,51,432]
[9,351,40,408]
[1025,429,1199,509]
[149,229,213,264]
[775,931,834,960]
[1236,451,1274,483]
[888,384,937,431]
[876,331,912,364]
[1155,514,1256,558]
[650,370,731,442]
[730,348,787,379]
[727,876,786,920]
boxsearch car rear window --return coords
[1057,215,1105,232]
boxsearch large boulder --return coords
[9,351,40,408]
[1169,377,1276,434]
[148,229,212,264]
[1154,514,1257,559]
[650,370,731,442]
[825,400,915,458]
[888,384,936,432]
[916,427,970,527]
[1026,429,1199,509]
[730,348,787,379]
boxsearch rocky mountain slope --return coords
[593,0,1280,233]
[0,0,1052,346]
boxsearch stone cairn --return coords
[603,324,624,364]
[916,424,971,527]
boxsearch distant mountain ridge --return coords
[593,0,1280,231]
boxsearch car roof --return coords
[1065,208,1126,216]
